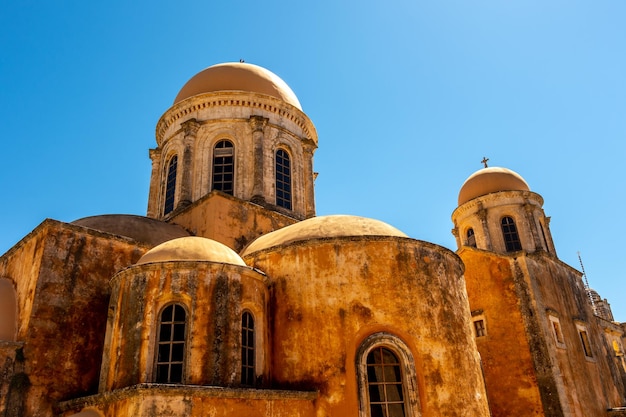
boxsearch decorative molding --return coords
[156,92,317,147]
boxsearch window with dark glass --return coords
[275,149,292,209]
[473,319,486,337]
[155,304,187,383]
[501,216,522,252]
[212,140,234,195]
[164,155,178,215]
[241,312,255,385]
[466,228,476,248]
[366,346,406,417]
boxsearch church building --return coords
[1,62,625,417]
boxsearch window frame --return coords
[356,333,421,417]
[275,148,292,210]
[501,216,522,252]
[473,317,487,338]
[548,315,566,349]
[154,303,188,384]
[211,139,235,195]
[163,154,178,215]
[466,228,476,248]
[241,310,256,386]
[575,323,594,360]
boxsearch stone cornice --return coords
[57,383,318,413]
[156,92,317,147]
[451,190,544,219]
[110,259,267,287]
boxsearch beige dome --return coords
[458,167,530,206]
[173,62,302,110]
[242,215,407,256]
[136,236,246,266]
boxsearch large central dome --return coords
[173,62,302,110]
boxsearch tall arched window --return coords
[155,303,187,383]
[164,155,178,215]
[275,149,292,209]
[241,311,255,385]
[466,228,476,248]
[501,216,522,252]
[212,140,234,195]
[357,333,420,417]
[367,346,406,416]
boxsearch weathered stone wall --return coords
[522,252,626,415]
[0,220,146,416]
[60,384,317,417]
[101,261,268,391]
[244,236,491,417]
[461,246,626,417]
[168,192,298,252]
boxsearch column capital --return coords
[149,148,161,161]
[249,115,268,132]
[182,118,200,137]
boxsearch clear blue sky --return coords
[1,1,624,320]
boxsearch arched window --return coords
[0,278,17,341]
[357,333,420,417]
[212,140,234,195]
[155,304,187,383]
[367,346,406,416]
[466,228,476,248]
[164,155,178,215]
[501,216,522,252]
[241,311,255,385]
[275,149,292,209]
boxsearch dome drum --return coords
[243,235,488,414]
[148,63,318,223]
[100,261,268,391]
[452,190,553,255]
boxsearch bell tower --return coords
[146,62,318,251]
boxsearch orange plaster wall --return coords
[459,248,545,417]
[246,238,491,417]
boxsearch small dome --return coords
[136,236,245,266]
[242,215,408,256]
[458,167,530,206]
[174,62,302,110]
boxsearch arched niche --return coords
[0,278,17,341]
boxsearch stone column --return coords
[147,148,162,218]
[249,116,268,204]
[179,118,200,208]
[303,139,317,218]
[477,203,492,250]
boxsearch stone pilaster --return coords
[249,116,268,204]
[178,119,200,208]
[477,203,491,250]
[524,201,542,252]
[147,148,162,218]
[303,140,317,218]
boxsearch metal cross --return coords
[481,157,489,168]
